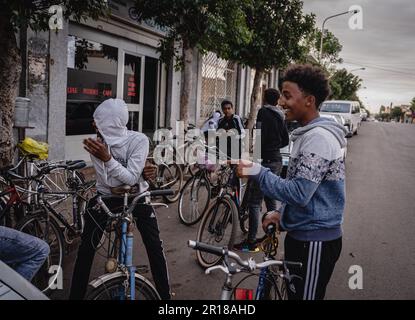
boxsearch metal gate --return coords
[200,52,236,121]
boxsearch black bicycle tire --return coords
[159,163,183,203]
[178,175,211,226]
[195,195,238,269]
[16,213,64,294]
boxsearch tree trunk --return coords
[247,69,263,151]
[180,45,193,130]
[0,17,21,168]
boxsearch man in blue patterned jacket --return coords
[235,64,347,300]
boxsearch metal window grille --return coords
[200,52,236,122]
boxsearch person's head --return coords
[221,100,234,118]
[279,64,330,125]
[263,88,280,106]
[93,98,129,146]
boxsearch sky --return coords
[302,0,415,113]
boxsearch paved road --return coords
[327,122,415,299]
[57,121,415,300]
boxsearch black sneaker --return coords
[233,239,259,253]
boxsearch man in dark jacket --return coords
[234,88,289,252]
[217,100,246,161]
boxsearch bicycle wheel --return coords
[231,270,287,300]
[41,169,88,229]
[86,274,160,300]
[159,163,183,203]
[196,195,238,268]
[178,175,211,226]
[16,213,64,293]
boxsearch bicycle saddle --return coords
[110,185,132,195]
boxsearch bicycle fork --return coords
[119,220,136,300]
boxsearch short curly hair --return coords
[281,64,330,108]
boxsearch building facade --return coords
[17,1,279,162]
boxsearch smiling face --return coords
[279,81,317,125]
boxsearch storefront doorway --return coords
[65,24,163,160]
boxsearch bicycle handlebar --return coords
[97,189,174,218]
[188,240,303,271]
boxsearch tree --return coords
[133,0,251,129]
[0,0,109,168]
[391,106,403,121]
[329,68,362,101]
[303,28,343,67]
[223,0,314,132]
[410,97,415,112]
[380,105,386,113]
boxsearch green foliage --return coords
[1,0,109,32]
[410,97,415,112]
[224,0,315,71]
[329,68,362,100]
[303,28,343,66]
[391,106,403,120]
[133,0,252,69]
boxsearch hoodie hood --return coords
[291,117,348,148]
[93,98,130,148]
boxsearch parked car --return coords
[320,114,348,160]
[320,100,361,137]
[360,109,368,121]
[0,261,49,300]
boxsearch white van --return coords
[320,100,361,137]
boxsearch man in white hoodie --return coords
[69,98,170,300]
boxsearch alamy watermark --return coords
[151,121,262,175]
[348,5,364,30]
[348,265,363,290]
[48,265,63,290]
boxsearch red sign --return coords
[67,87,78,94]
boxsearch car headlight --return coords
[344,118,351,124]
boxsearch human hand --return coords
[262,211,281,233]
[232,159,261,178]
[143,162,158,181]
[83,138,111,162]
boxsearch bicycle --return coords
[177,157,223,226]
[86,187,174,300]
[6,162,94,293]
[195,164,252,268]
[188,239,302,300]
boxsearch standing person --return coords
[235,64,347,300]
[0,226,49,281]
[234,88,289,252]
[69,98,170,300]
[217,100,245,161]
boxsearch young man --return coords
[69,98,170,300]
[217,100,245,160]
[234,88,289,252]
[0,226,50,281]
[235,64,347,300]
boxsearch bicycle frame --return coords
[0,186,23,222]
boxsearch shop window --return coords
[66,35,118,136]
[123,54,141,105]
